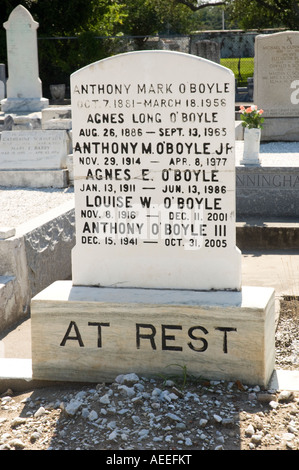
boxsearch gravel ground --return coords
[0,298,298,452]
[0,186,74,227]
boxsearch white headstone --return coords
[1,5,49,113]
[71,51,241,291]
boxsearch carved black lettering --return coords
[187,326,208,352]
[161,325,183,351]
[88,322,110,347]
[60,321,84,347]
[215,327,237,353]
[136,324,157,350]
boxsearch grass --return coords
[221,57,254,87]
[159,363,209,390]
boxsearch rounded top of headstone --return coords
[256,30,299,40]
[4,4,39,30]
[71,50,234,79]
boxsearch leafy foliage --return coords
[226,0,299,30]
[1,0,298,97]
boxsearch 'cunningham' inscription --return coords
[71,51,241,290]
[237,173,299,188]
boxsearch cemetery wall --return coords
[31,28,284,99]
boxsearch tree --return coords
[173,0,226,12]
[0,1,126,95]
[226,0,299,30]
[34,1,125,91]
[118,0,225,46]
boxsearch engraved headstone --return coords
[254,31,299,140]
[195,40,220,64]
[1,5,49,113]
[0,130,69,169]
[30,52,275,387]
[71,51,241,290]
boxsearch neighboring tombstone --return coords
[0,129,70,187]
[0,130,69,170]
[194,40,221,64]
[0,5,49,113]
[31,51,275,387]
[254,31,299,140]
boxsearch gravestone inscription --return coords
[31,52,275,386]
[71,51,241,290]
[254,31,299,118]
[254,31,299,140]
[0,130,69,169]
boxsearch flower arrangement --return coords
[240,105,264,129]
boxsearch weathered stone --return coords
[254,31,299,141]
[1,5,48,113]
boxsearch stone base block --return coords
[43,119,72,130]
[42,106,71,123]
[236,166,299,217]
[261,117,299,141]
[31,281,275,387]
[1,97,49,113]
[239,158,260,166]
[0,169,68,188]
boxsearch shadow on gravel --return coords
[13,378,279,451]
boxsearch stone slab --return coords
[269,369,299,391]
[31,281,275,386]
[0,227,16,239]
[10,113,42,130]
[0,199,75,333]
[236,220,299,250]
[0,359,77,394]
[0,169,68,188]
[236,166,299,218]
[1,98,49,114]
[1,359,298,393]
[0,358,32,379]
[0,130,69,170]
[43,118,72,130]
[42,106,71,123]
[254,31,299,118]
[260,117,299,142]
[0,274,29,334]
[22,201,75,298]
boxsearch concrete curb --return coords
[236,220,299,250]
[0,358,298,393]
